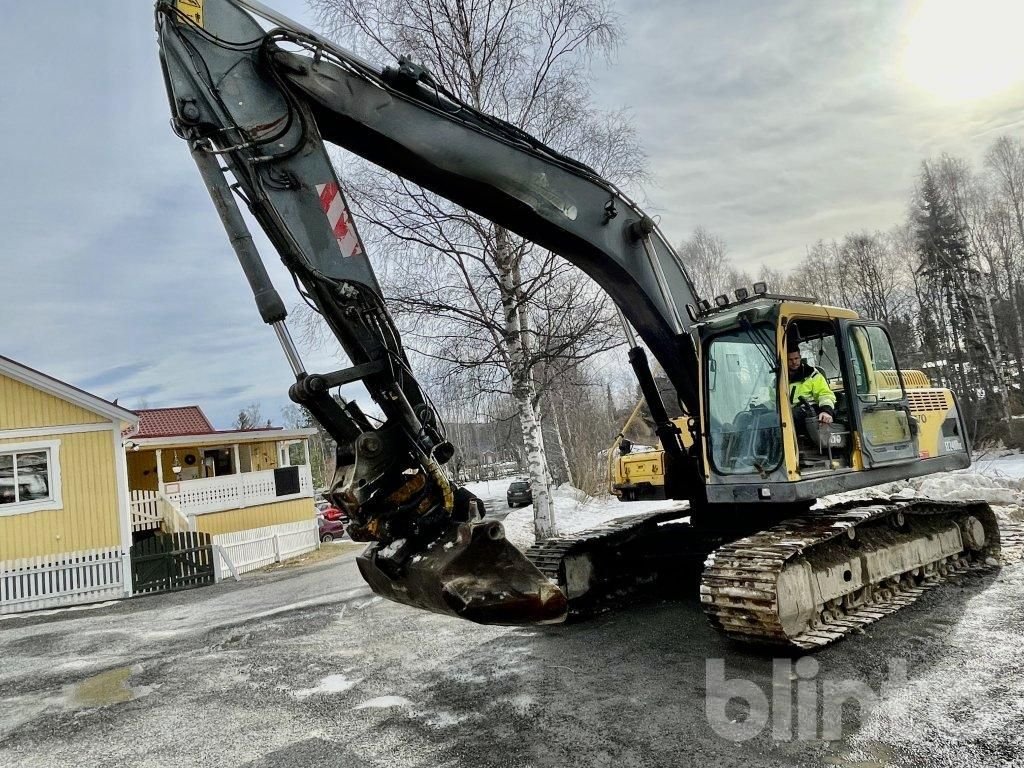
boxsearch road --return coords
[1,545,1022,767]
[485,500,514,520]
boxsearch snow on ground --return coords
[818,450,1024,528]
[976,450,1024,479]
[461,478,685,550]
[500,485,687,549]
[293,673,362,699]
[355,696,412,709]
[473,451,1024,551]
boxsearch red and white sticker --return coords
[316,182,362,257]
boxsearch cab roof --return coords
[694,294,859,328]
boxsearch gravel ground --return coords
[1,547,1022,768]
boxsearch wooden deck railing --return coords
[160,466,314,518]
[129,490,194,534]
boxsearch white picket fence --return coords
[0,547,126,614]
[212,519,319,580]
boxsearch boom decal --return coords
[316,182,362,258]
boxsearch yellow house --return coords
[123,406,320,576]
[0,355,139,614]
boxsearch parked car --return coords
[317,514,346,542]
[321,504,346,522]
[506,480,533,507]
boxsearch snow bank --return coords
[818,456,1024,526]
[479,453,1024,551]
[913,472,1022,505]
[502,484,685,550]
[816,472,1024,508]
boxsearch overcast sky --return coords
[2,0,1023,428]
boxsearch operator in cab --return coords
[787,349,835,426]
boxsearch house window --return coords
[286,441,308,466]
[238,444,252,473]
[0,440,62,515]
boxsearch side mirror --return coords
[709,358,717,390]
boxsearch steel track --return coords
[700,499,1001,649]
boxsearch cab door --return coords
[839,322,919,467]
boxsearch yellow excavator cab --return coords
[614,298,971,508]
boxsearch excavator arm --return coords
[156,0,703,624]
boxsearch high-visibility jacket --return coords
[789,362,836,415]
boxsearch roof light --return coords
[753,281,768,295]
[714,294,729,308]
[734,287,750,301]
[699,299,712,312]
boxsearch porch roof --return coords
[124,426,316,450]
[131,406,214,438]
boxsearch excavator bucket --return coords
[356,519,568,625]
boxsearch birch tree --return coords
[787,240,844,306]
[310,0,641,538]
[931,155,1011,401]
[985,137,1024,390]
[834,233,912,325]
[679,226,731,300]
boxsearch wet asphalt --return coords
[0,546,1022,768]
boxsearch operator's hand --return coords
[818,412,834,424]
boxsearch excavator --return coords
[608,382,688,502]
[156,0,1000,649]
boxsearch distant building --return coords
[123,405,320,577]
[0,353,323,617]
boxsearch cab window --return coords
[849,325,904,402]
[706,325,782,474]
[799,334,842,385]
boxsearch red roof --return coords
[132,406,215,438]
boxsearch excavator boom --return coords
[158,0,702,407]
[157,0,608,623]
[156,0,703,625]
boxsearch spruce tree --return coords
[915,164,1007,433]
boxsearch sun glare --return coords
[902,0,1024,100]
